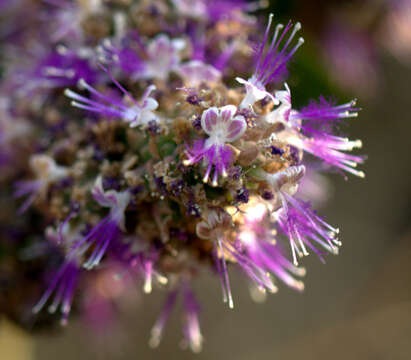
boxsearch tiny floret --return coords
[184,105,247,186]
[65,78,158,128]
[236,14,304,109]
[71,176,131,270]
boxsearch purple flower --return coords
[290,97,365,177]
[196,210,234,307]
[141,34,186,81]
[293,97,360,131]
[70,176,130,270]
[196,204,305,309]
[277,197,340,264]
[16,49,97,96]
[149,283,203,352]
[32,224,84,324]
[181,285,203,353]
[261,166,340,264]
[264,85,364,177]
[1,2,368,349]
[33,260,80,325]
[237,201,305,291]
[185,22,237,75]
[261,165,306,208]
[97,37,145,79]
[298,133,365,178]
[149,289,178,348]
[236,14,304,109]
[184,105,247,186]
[265,82,292,123]
[99,33,185,81]
[176,60,221,86]
[33,222,82,324]
[220,235,278,296]
[65,77,158,128]
[109,239,168,295]
[14,179,43,214]
[214,201,305,296]
[129,250,168,294]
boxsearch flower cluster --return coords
[0,0,365,351]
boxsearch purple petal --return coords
[219,105,236,123]
[226,118,246,141]
[201,107,218,135]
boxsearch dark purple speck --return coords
[262,191,274,200]
[131,184,144,195]
[236,187,249,204]
[187,94,202,105]
[147,120,161,136]
[289,145,301,164]
[102,177,121,191]
[186,201,201,218]
[271,146,285,156]
[155,177,167,195]
[170,179,185,197]
[192,116,202,131]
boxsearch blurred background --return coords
[1,0,411,359]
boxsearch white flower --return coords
[171,0,207,19]
[236,76,279,109]
[123,85,159,127]
[91,176,130,231]
[184,105,247,186]
[263,83,292,124]
[176,60,221,86]
[143,35,186,81]
[65,80,159,128]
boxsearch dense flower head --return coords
[0,0,365,351]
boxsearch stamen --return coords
[217,237,234,309]
[144,262,153,294]
[43,67,75,78]
[255,13,274,73]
